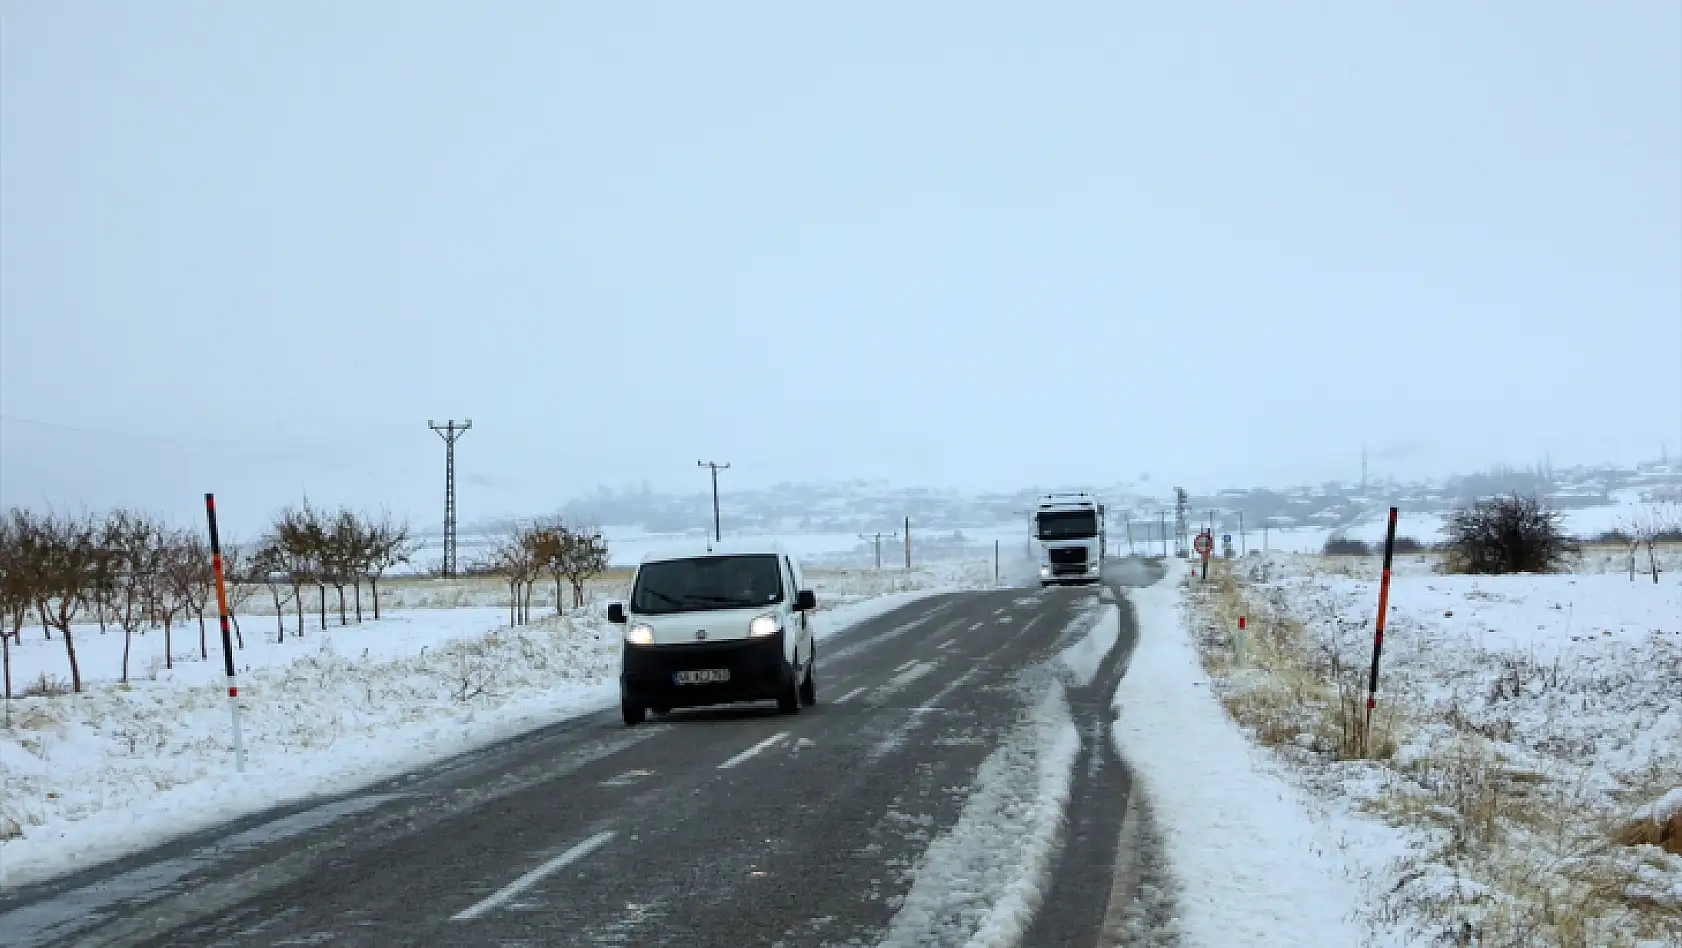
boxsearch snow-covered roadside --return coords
[0,569,988,892]
[0,613,620,890]
[1111,560,1404,946]
[1214,554,1682,945]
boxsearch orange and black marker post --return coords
[205,493,246,772]
[1363,506,1399,755]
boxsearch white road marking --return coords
[717,732,790,770]
[452,831,616,921]
[835,686,868,703]
[895,659,918,672]
[937,639,957,650]
[968,622,983,632]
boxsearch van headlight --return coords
[1039,565,1051,576]
[749,615,779,637]
[625,623,654,646]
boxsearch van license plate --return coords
[674,669,730,685]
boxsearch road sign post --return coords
[1363,507,1400,757]
[204,493,246,774]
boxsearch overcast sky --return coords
[3,2,1679,534]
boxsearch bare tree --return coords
[221,542,255,649]
[149,531,192,671]
[0,511,37,699]
[101,511,162,684]
[489,524,542,627]
[271,504,323,637]
[556,524,610,609]
[322,508,360,627]
[167,534,215,661]
[363,513,417,621]
[250,543,294,643]
[1624,503,1682,584]
[0,509,43,646]
[36,512,98,692]
[530,522,567,614]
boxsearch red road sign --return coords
[1193,532,1213,556]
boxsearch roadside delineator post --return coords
[1236,614,1247,665]
[205,493,246,774]
[1363,506,1400,757]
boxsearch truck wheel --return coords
[622,698,646,727]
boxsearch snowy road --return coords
[1,567,1160,948]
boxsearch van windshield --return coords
[631,554,785,615]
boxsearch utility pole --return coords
[1125,518,1135,556]
[904,517,911,569]
[698,461,730,543]
[1174,488,1189,557]
[429,419,472,577]
[1239,511,1246,556]
[860,531,898,570]
[1159,511,1168,557]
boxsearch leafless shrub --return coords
[23,672,71,697]
[1445,494,1577,575]
[1322,535,1372,556]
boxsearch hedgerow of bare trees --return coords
[257,503,418,635]
[0,505,418,698]
[1444,494,1577,575]
[489,520,610,628]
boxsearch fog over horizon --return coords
[4,3,1679,538]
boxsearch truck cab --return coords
[1031,493,1106,586]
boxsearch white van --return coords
[606,544,818,726]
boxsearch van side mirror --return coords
[796,590,816,612]
[607,602,627,624]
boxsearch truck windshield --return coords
[1036,511,1098,540]
[631,554,785,615]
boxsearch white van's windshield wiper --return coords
[681,593,764,608]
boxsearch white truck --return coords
[1031,492,1107,586]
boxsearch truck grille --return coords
[1048,547,1087,565]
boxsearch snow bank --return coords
[0,613,620,889]
[1111,561,1396,946]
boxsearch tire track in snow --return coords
[874,672,1081,948]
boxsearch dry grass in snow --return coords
[1186,553,1682,947]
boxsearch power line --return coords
[430,419,472,576]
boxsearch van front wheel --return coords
[622,698,646,727]
[777,665,802,715]
[799,656,817,707]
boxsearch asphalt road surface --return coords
[1,562,1164,948]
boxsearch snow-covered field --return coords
[1162,552,1682,946]
[0,562,995,890]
